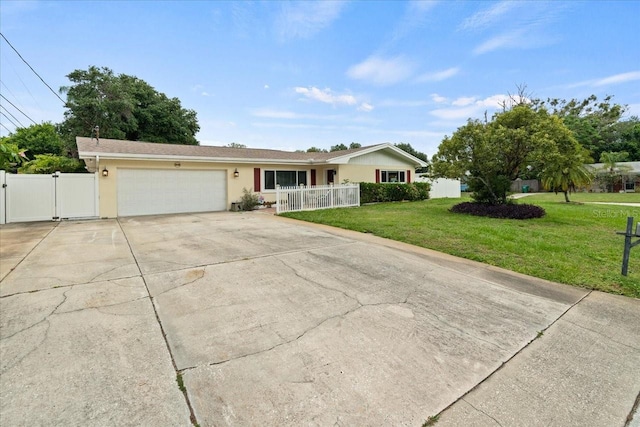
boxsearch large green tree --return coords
[432,104,580,205]
[531,95,635,161]
[59,66,200,154]
[1,123,64,158]
[395,142,429,173]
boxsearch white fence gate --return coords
[276,184,360,214]
[0,171,99,224]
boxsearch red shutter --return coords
[253,168,260,191]
[407,170,411,183]
[311,169,316,186]
[375,169,380,183]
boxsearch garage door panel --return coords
[118,169,226,216]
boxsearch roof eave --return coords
[78,151,328,165]
[325,143,428,167]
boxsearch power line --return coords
[0,104,25,127]
[0,111,19,129]
[0,122,11,133]
[0,32,66,105]
[0,94,36,125]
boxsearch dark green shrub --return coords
[360,182,430,204]
[238,187,260,211]
[450,202,546,219]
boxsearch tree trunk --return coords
[564,191,570,203]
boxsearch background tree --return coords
[59,66,200,155]
[349,142,361,149]
[0,123,64,158]
[394,142,429,173]
[610,117,640,160]
[595,151,633,192]
[226,142,247,148]
[0,140,27,172]
[532,95,634,161]
[306,146,328,153]
[330,143,348,151]
[19,154,85,174]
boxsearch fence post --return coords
[276,185,281,214]
[622,217,633,276]
[0,170,5,225]
[355,183,360,206]
[329,183,334,208]
[618,216,640,276]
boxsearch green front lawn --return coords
[282,192,640,298]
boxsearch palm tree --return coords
[541,151,594,202]
[598,151,632,192]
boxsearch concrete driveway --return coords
[1,212,638,426]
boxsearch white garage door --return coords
[117,169,227,216]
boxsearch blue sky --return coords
[1,0,639,157]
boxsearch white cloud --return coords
[459,1,520,31]
[201,92,212,97]
[385,0,439,47]
[473,29,527,55]
[452,96,475,107]
[416,67,460,82]
[294,86,357,106]
[379,99,431,108]
[264,84,270,89]
[594,71,640,86]
[430,94,447,103]
[566,71,640,89]
[276,1,346,40]
[252,109,298,119]
[430,105,483,121]
[346,55,415,86]
[358,102,374,112]
[464,2,564,55]
[250,108,341,120]
[430,94,514,120]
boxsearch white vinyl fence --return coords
[276,184,360,214]
[0,171,99,224]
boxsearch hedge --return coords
[360,182,430,204]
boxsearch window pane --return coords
[265,171,275,190]
[399,171,405,182]
[276,171,297,187]
[382,171,388,182]
[298,171,307,186]
[388,172,398,182]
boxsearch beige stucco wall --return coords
[337,163,415,184]
[93,150,418,217]
[96,159,324,217]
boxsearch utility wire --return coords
[0,32,66,105]
[0,94,36,125]
[0,104,25,127]
[0,78,33,113]
[1,54,42,110]
[0,122,11,133]
[0,111,19,129]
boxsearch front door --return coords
[327,169,335,184]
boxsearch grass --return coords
[282,192,640,298]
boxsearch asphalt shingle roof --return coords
[76,137,375,162]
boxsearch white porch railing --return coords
[276,183,360,214]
